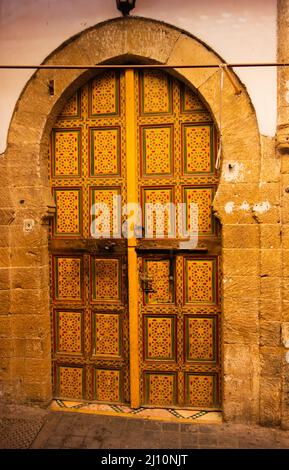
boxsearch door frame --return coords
[5,17,262,422]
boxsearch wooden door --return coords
[49,68,221,410]
[49,71,130,404]
[135,71,221,409]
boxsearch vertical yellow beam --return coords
[125,68,140,408]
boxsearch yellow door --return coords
[49,68,221,409]
[134,70,221,410]
[49,71,130,403]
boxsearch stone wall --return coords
[278,0,289,430]
[0,16,286,425]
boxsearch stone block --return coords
[259,376,281,426]
[10,267,46,290]
[167,33,220,89]
[223,377,259,423]
[253,207,280,225]
[10,247,44,268]
[260,346,282,377]
[10,225,48,249]
[8,119,45,148]
[213,183,259,224]
[222,249,259,277]
[0,268,10,290]
[221,160,261,185]
[260,299,281,321]
[0,227,10,248]
[0,187,13,208]
[281,357,289,429]
[281,173,289,191]
[282,278,289,302]
[22,358,51,383]
[260,183,280,205]
[14,338,47,359]
[0,291,10,315]
[282,250,289,276]
[261,249,281,276]
[281,197,289,224]
[261,158,280,183]
[0,248,10,268]
[222,225,260,249]
[282,224,289,248]
[281,322,289,347]
[282,300,289,322]
[281,153,289,173]
[260,321,281,347]
[201,79,260,161]
[261,277,281,301]
[0,338,15,358]
[0,358,11,381]
[80,18,181,72]
[10,289,48,315]
[0,316,11,337]
[224,344,259,380]
[260,136,279,182]
[261,224,281,248]
[12,314,50,338]
[223,299,258,344]
[223,276,259,300]
[22,380,52,402]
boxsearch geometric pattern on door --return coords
[136,70,221,410]
[49,68,221,410]
[50,70,129,404]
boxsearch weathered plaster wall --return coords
[0,0,277,154]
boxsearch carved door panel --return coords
[138,252,221,409]
[49,71,130,403]
[135,70,221,409]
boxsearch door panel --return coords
[135,70,221,409]
[50,71,129,403]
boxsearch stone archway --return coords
[2,17,261,422]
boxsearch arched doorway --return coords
[49,68,221,410]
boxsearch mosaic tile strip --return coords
[51,400,219,423]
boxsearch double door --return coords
[49,68,221,409]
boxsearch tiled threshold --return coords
[51,400,222,424]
